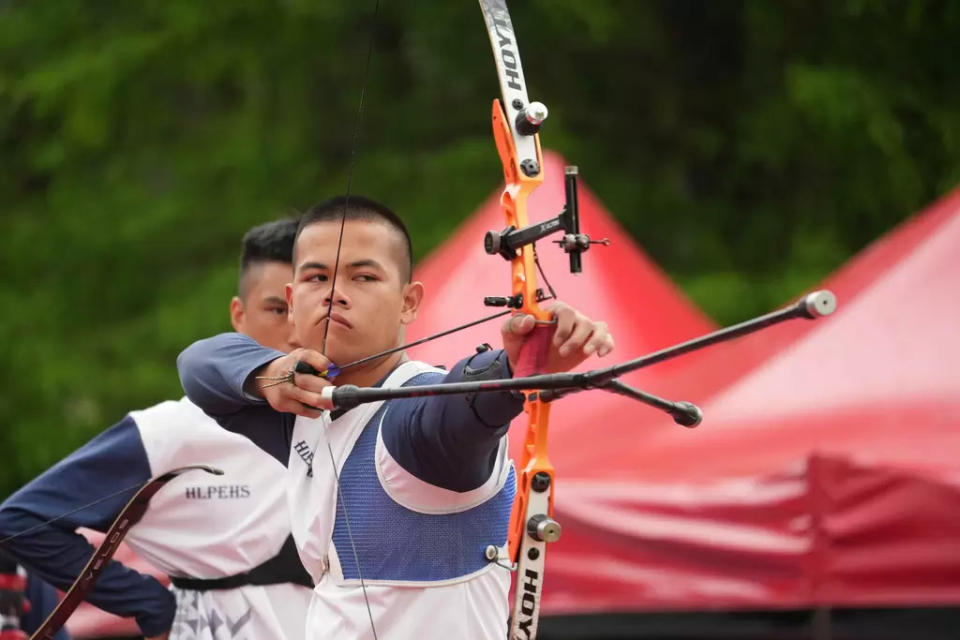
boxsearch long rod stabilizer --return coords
[319,290,837,413]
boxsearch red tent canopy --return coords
[565,172,960,480]
[543,185,960,614]
[588,183,960,481]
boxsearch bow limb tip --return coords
[801,290,837,318]
[670,401,703,428]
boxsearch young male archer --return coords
[178,196,614,640]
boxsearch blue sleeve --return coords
[0,417,174,637]
[22,572,71,640]
[177,332,283,417]
[177,332,293,464]
[382,349,524,492]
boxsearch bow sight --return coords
[483,165,610,275]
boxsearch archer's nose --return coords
[324,286,350,308]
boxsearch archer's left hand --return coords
[501,301,614,374]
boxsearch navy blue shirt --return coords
[177,333,524,492]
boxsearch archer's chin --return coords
[316,341,354,368]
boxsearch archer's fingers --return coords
[293,371,334,394]
[291,384,332,412]
[582,321,614,357]
[276,385,330,417]
[504,313,536,337]
[271,396,322,419]
[266,387,317,417]
[548,302,577,348]
[556,316,595,357]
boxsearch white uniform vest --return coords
[287,361,516,640]
[128,398,312,640]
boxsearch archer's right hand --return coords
[252,348,334,417]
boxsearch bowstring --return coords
[0,481,145,546]
[320,0,378,355]
[320,1,381,638]
[324,438,378,640]
[334,308,513,375]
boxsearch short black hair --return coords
[296,195,413,283]
[238,218,298,298]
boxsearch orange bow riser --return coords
[479,2,558,638]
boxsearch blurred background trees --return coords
[1,0,957,493]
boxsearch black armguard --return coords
[460,345,520,428]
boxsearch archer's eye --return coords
[306,273,328,283]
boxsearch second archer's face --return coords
[288,218,423,369]
[231,260,298,353]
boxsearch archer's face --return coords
[289,219,419,368]
[231,260,298,352]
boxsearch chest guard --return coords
[330,371,516,586]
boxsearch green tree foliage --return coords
[1,0,957,493]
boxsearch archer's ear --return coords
[229,296,244,333]
[285,282,294,314]
[400,281,425,325]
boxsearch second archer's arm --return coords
[0,418,175,638]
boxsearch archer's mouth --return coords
[320,312,353,329]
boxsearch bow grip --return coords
[512,322,553,379]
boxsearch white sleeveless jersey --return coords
[127,397,312,640]
[287,361,514,640]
